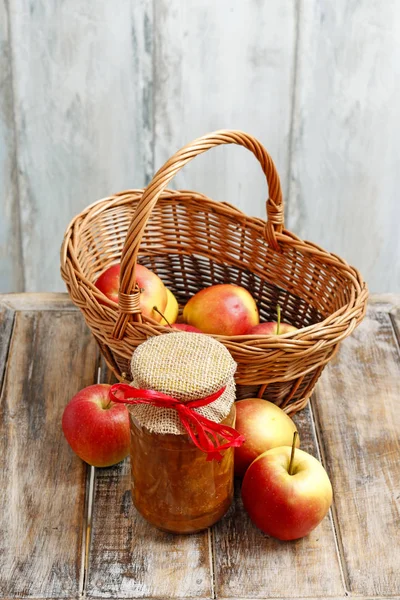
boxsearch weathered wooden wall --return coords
[1,0,399,293]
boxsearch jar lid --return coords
[129,331,237,435]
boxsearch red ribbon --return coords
[109,383,245,462]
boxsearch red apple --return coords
[94,263,120,303]
[171,323,203,333]
[241,442,333,540]
[183,284,259,336]
[234,399,299,477]
[62,384,130,467]
[94,263,168,322]
[247,322,298,335]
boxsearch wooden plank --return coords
[154,0,296,215]
[86,458,213,599]
[368,293,400,308]
[213,403,345,599]
[0,292,74,311]
[0,309,98,598]
[312,303,400,595]
[0,0,24,292]
[9,0,153,292]
[288,0,400,293]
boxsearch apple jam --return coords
[129,404,236,534]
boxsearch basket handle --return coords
[113,130,284,339]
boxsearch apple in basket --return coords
[94,263,168,323]
[234,399,299,477]
[172,323,203,333]
[246,304,297,335]
[62,384,130,467]
[159,288,179,325]
[247,322,298,335]
[241,433,333,540]
[183,284,259,336]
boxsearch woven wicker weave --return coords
[61,130,368,415]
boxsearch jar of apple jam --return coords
[110,332,243,534]
[129,403,236,533]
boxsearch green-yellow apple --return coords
[234,398,299,477]
[160,288,179,325]
[241,443,333,540]
[94,263,168,322]
[183,284,259,336]
[246,322,298,335]
[62,384,130,467]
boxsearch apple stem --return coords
[276,304,281,335]
[152,305,172,328]
[288,431,299,476]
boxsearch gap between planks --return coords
[79,365,101,597]
[208,525,217,600]
[389,312,400,355]
[80,464,96,597]
[285,0,301,227]
[0,304,16,393]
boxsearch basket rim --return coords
[60,188,368,349]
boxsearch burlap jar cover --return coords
[110,332,244,459]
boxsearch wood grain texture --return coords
[0,309,98,598]
[8,0,153,292]
[2,1,400,296]
[288,0,400,293]
[86,458,213,599]
[153,0,297,216]
[0,292,74,311]
[312,302,400,595]
[0,0,24,292]
[213,403,345,599]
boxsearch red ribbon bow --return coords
[109,383,245,462]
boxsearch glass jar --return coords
[129,403,236,534]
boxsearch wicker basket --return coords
[61,130,368,415]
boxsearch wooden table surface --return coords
[1,293,399,600]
